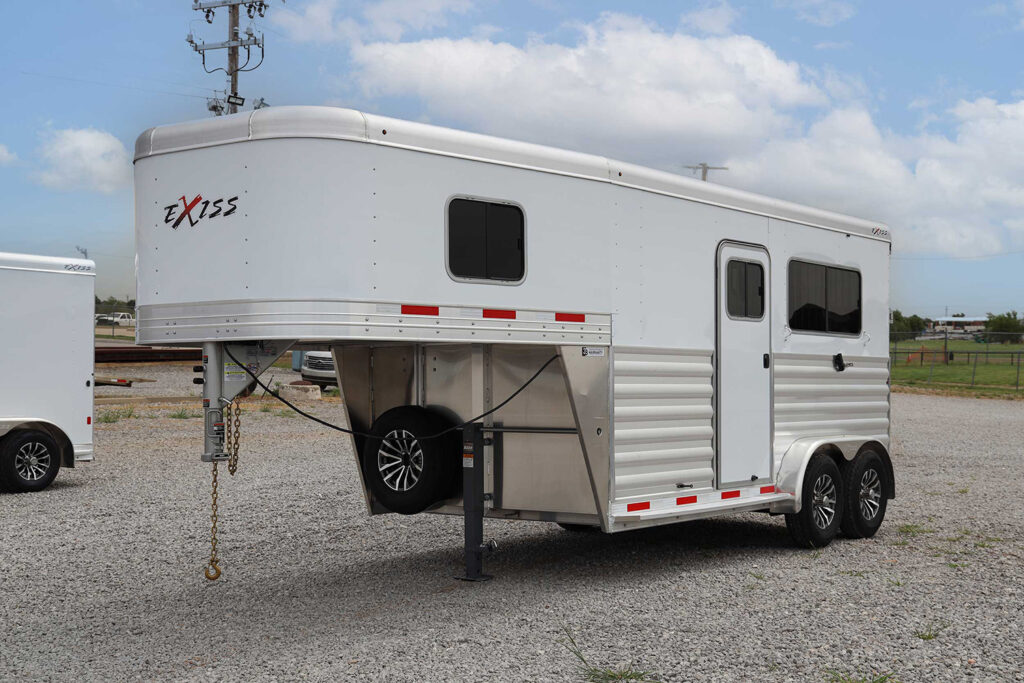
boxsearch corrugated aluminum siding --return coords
[613,348,715,500]
[772,352,890,463]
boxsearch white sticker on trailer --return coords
[581,347,606,357]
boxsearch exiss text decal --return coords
[163,193,239,229]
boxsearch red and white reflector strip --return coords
[401,305,439,316]
[482,308,516,320]
[617,484,783,517]
[387,302,592,324]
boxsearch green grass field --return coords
[889,335,1024,393]
[891,362,1024,388]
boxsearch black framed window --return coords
[448,198,524,282]
[726,260,764,319]
[788,260,861,334]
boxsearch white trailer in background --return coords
[0,252,94,492]
[134,106,894,579]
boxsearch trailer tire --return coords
[785,454,843,548]
[361,406,460,515]
[0,430,61,493]
[840,450,888,539]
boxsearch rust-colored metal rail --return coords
[95,346,202,363]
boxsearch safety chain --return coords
[227,402,241,476]
[206,402,240,581]
[205,461,221,581]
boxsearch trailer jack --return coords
[457,422,496,582]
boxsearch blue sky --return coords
[1,0,1023,317]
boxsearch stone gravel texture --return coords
[1,391,1022,682]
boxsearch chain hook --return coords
[206,460,221,581]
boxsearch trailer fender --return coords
[770,437,880,514]
[0,420,76,468]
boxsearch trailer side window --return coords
[448,198,525,282]
[788,260,861,334]
[726,260,764,319]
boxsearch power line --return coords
[893,249,1024,261]
[17,70,211,100]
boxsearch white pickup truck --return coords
[95,312,135,326]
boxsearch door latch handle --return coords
[763,353,770,369]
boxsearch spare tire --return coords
[360,406,460,515]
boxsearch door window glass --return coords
[726,260,764,319]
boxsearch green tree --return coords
[984,311,1023,343]
[890,310,926,341]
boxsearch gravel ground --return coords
[1,390,1022,682]
[95,363,302,398]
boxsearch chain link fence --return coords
[94,302,136,338]
[891,330,1024,390]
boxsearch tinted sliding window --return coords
[448,198,524,282]
[726,260,764,319]
[788,260,861,334]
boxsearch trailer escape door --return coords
[716,243,772,487]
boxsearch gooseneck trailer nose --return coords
[134,106,894,578]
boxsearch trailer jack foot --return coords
[457,423,495,582]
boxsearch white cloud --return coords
[680,1,739,36]
[814,40,851,50]
[352,13,825,166]
[271,0,353,43]
[726,99,1024,256]
[775,0,856,27]
[363,0,473,40]
[0,144,16,166]
[35,128,131,194]
[320,10,1020,258]
[272,0,472,43]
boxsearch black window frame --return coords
[445,196,526,285]
[725,259,765,320]
[787,259,862,335]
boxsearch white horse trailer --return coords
[134,106,894,579]
[0,252,95,493]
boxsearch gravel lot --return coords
[2,390,1022,682]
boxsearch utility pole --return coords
[75,246,88,260]
[684,163,729,181]
[187,1,272,116]
[228,2,240,114]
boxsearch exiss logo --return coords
[163,193,239,229]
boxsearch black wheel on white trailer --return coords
[840,449,889,539]
[0,430,61,493]
[360,406,460,515]
[785,454,844,548]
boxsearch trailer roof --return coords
[0,252,95,276]
[135,106,891,242]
